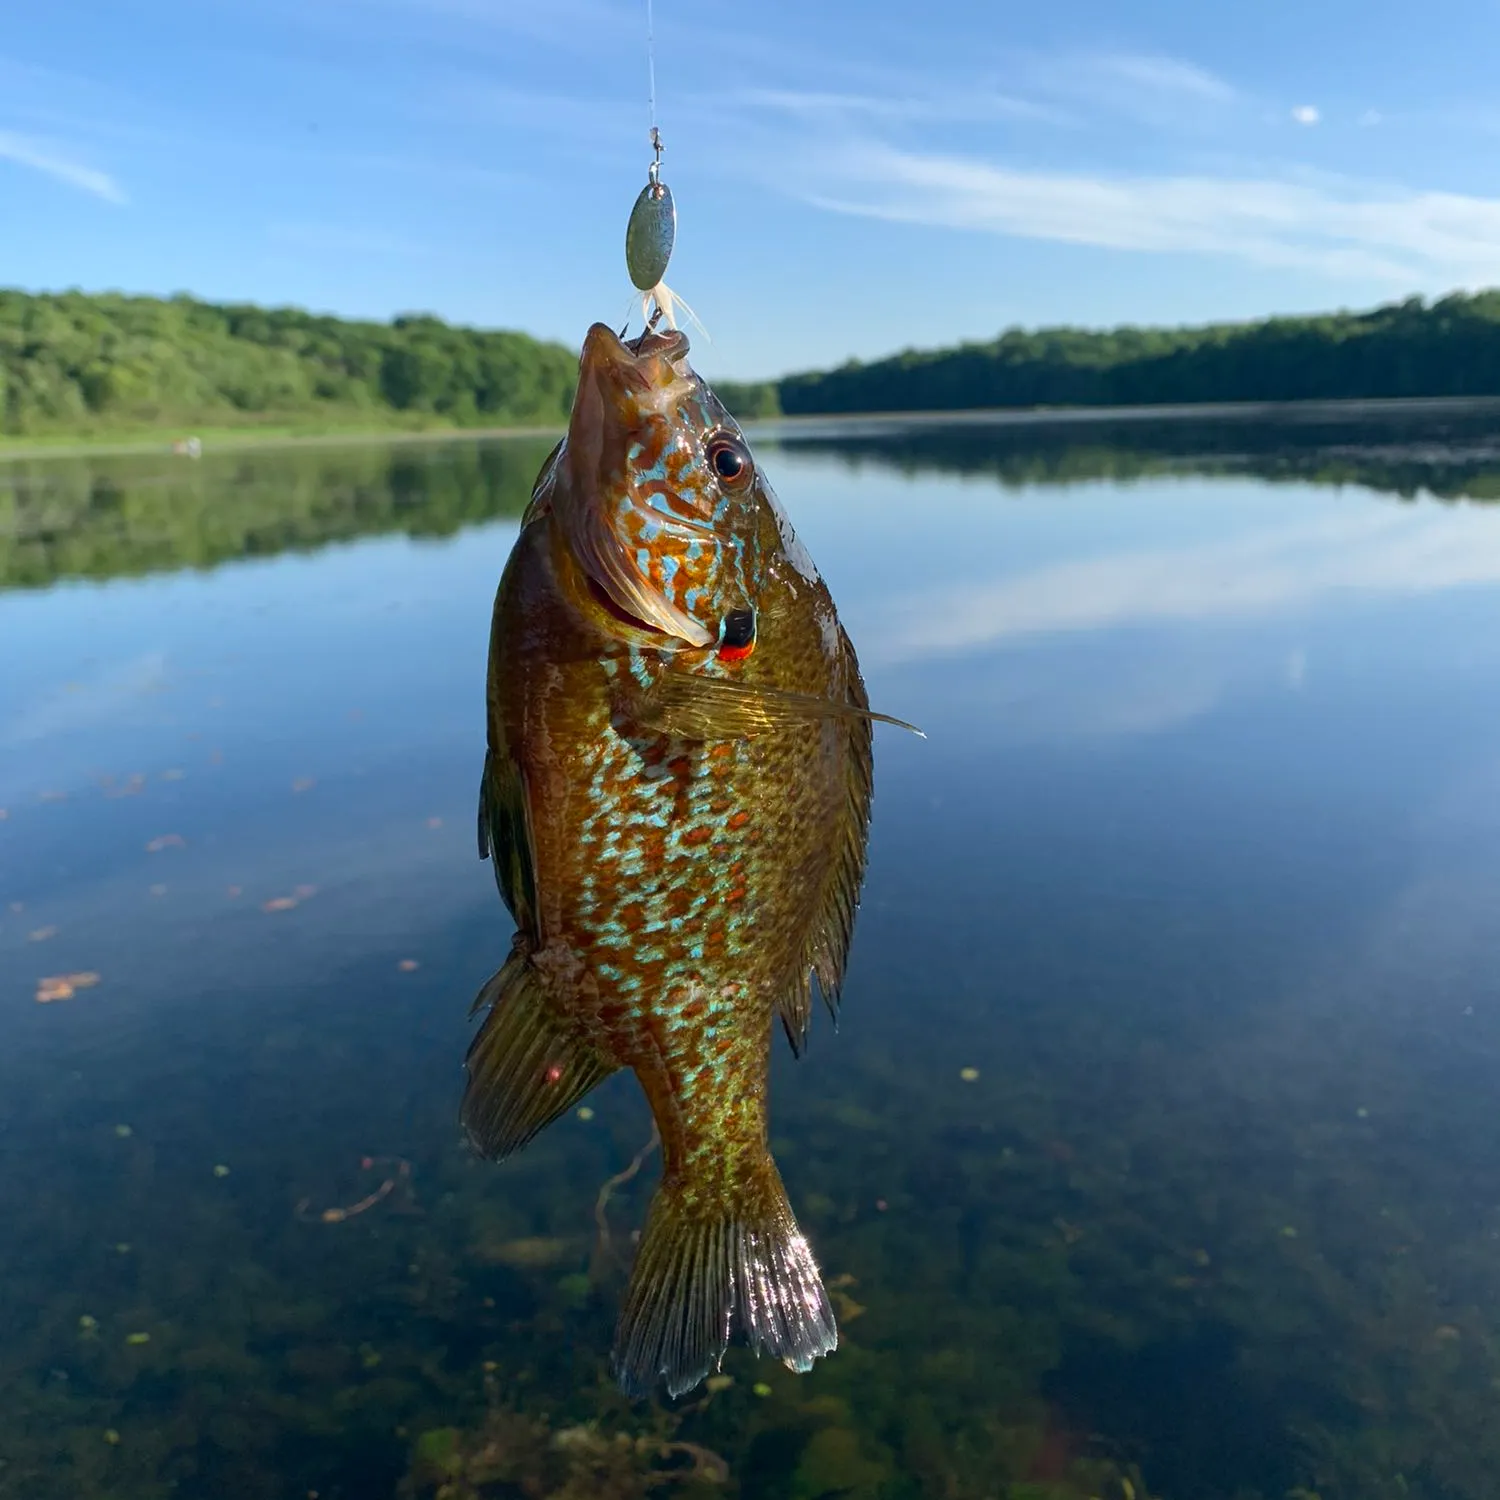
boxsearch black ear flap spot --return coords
[717,607,756,662]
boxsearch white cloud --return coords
[730,86,1066,128]
[0,130,124,203]
[713,50,1229,144]
[1291,104,1321,126]
[1087,52,1237,103]
[792,140,1500,284]
[1359,108,1382,127]
[1010,49,1239,127]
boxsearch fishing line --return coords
[624,0,675,322]
[623,0,704,337]
[646,0,658,142]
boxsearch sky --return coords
[5,0,1500,378]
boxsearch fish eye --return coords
[707,434,753,487]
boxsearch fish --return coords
[467,321,913,1400]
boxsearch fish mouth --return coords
[577,322,692,405]
[562,324,715,649]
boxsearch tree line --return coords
[16,288,1500,440]
[773,292,1500,414]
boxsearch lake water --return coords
[5,406,1500,1500]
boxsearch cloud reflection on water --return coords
[864,501,1500,666]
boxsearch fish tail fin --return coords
[462,944,619,1160]
[611,1153,837,1399]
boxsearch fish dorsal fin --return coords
[478,748,539,934]
[634,667,923,742]
[774,627,877,1056]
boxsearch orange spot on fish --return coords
[681,825,712,847]
[726,810,750,830]
[716,641,755,663]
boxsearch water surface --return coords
[5,409,1500,1500]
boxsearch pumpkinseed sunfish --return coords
[468,322,912,1399]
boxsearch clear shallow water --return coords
[5,413,1500,1498]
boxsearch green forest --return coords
[0,290,580,440]
[13,287,1500,446]
[776,290,1500,414]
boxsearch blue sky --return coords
[5,0,1500,378]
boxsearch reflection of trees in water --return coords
[0,437,555,590]
[765,404,1500,504]
[9,404,1500,592]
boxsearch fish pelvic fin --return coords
[612,1154,837,1400]
[478,748,539,932]
[462,943,618,1160]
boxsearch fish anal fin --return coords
[612,1155,837,1400]
[462,947,618,1161]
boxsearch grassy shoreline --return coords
[0,417,569,462]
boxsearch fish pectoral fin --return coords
[612,1153,837,1400]
[462,946,619,1161]
[634,669,924,742]
[480,748,539,932]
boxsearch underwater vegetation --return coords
[0,976,1493,1500]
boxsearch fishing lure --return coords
[624,127,699,335]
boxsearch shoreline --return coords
[0,420,567,462]
[4,392,1500,461]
